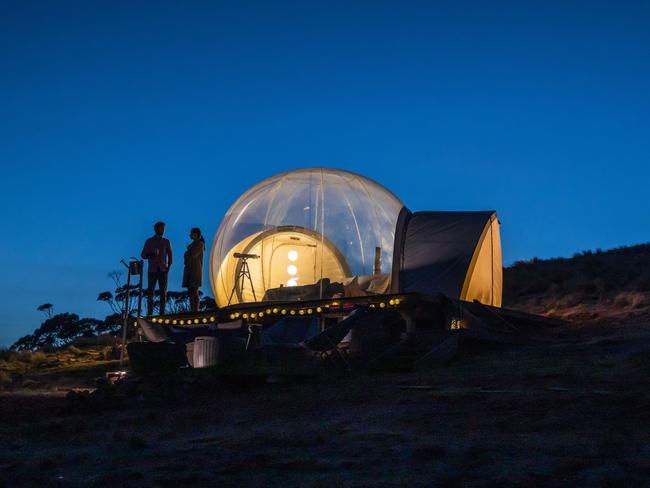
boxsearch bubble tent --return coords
[134,168,559,377]
[210,168,404,307]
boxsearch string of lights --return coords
[146,297,404,328]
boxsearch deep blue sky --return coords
[1,1,649,346]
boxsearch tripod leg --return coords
[227,267,240,305]
[239,262,247,301]
[245,263,257,302]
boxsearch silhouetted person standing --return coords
[141,221,173,315]
[183,227,205,312]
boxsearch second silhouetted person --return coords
[183,227,205,312]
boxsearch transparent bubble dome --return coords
[210,168,404,306]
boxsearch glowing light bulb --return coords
[281,309,287,315]
[287,278,298,287]
[316,307,322,313]
[287,265,298,276]
[288,250,298,261]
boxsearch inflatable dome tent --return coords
[210,168,404,307]
[209,168,502,309]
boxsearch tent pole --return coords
[490,219,494,306]
[319,168,325,301]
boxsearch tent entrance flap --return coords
[459,213,502,307]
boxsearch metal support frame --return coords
[119,259,144,366]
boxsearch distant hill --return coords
[503,243,650,323]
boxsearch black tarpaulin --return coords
[393,210,499,302]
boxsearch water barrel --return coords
[193,336,219,368]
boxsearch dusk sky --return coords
[1,0,649,346]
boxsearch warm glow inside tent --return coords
[213,226,351,304]
[461,213,502,306]
[210,168,404,307]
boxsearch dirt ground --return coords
[2,320,650,487]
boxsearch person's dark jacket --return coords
[182,239,205,288]
[141,235,173,273]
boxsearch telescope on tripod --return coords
[227,252,260,306]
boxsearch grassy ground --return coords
[2,318,650,487]
[504,243,650,323]
[0,345,122,392]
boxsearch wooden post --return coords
[119,268,131,366]
[136,260,144,342]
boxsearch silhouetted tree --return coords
[166,291,190,313]
[11,313,104,350]
[37,303,54,318]
[98,270,141,315]
[11,333,37,351]
[163,290,216,313]
[99,269,217,315]
[96,291,120,314]
[13,268,220,351]
[97,313,122,335]
[200,295,217,311]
